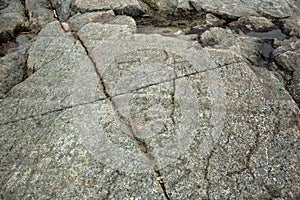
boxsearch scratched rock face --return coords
[73,43,226,173]
[0,1,300,199]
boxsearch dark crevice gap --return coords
[20,0,30,21]
[242,26,289,65]
[73,33,110,99]
[154,170,170,200]
[46,0,59,20]
[170,69,176,126]
[246,28,288,40]
[163,50,176,127]
[75,31,173,198]
[110,96,156,162]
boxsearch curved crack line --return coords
[73,31,172,199]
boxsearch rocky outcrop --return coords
[0,34,33,98]
[25,0,56,31]
[72,0,145,16]
[0,0,28,42]
[0,0,299,199]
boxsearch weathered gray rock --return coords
[25,0,56,31]
[237,16,274,31]
[0,19,299,199]
[0,105,166,199]
[283,14,300,38]
[0,21,103,124]
[190,0,299,19]
[77,23,137,50]
[50,0,72,21]
[68,10,115,32]
[68,10,137,33]
[106,15,137,32]
[199,27,262,64]
[72,0,144,16]
[140,0,193,14]
[273,38,300,105]
[140,0,299,19]
[0,0,27,42]
[0,40,18,56]
[0,34,34,98]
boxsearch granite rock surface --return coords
[0,0,299,199]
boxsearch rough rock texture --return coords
[273,38,300,105]
[0,0,299,199]
[0,0,27,42]
[140,0,300,18]
[283,14,300,37]
[237,16,274,31]
[72,0,144,16]
[25,0,56,31]
[191,0,299,18]
[0,34,34,98]
[68,10,115,32]
[0,21,103,125]
[199,27,262,64]
[50,0,72,21]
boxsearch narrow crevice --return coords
[72,33,110,100]
[254,9,290,21]
[170,71,176,126]
[73,29,172,197]
[154,170,170,200]
[20,0,30,21]
[46,0,59,20]
[73,32,177,199]
[164,50,177,127]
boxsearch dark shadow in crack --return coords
[246,28,288,40]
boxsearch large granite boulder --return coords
[1,15,299,199]
[0,0,299,199]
